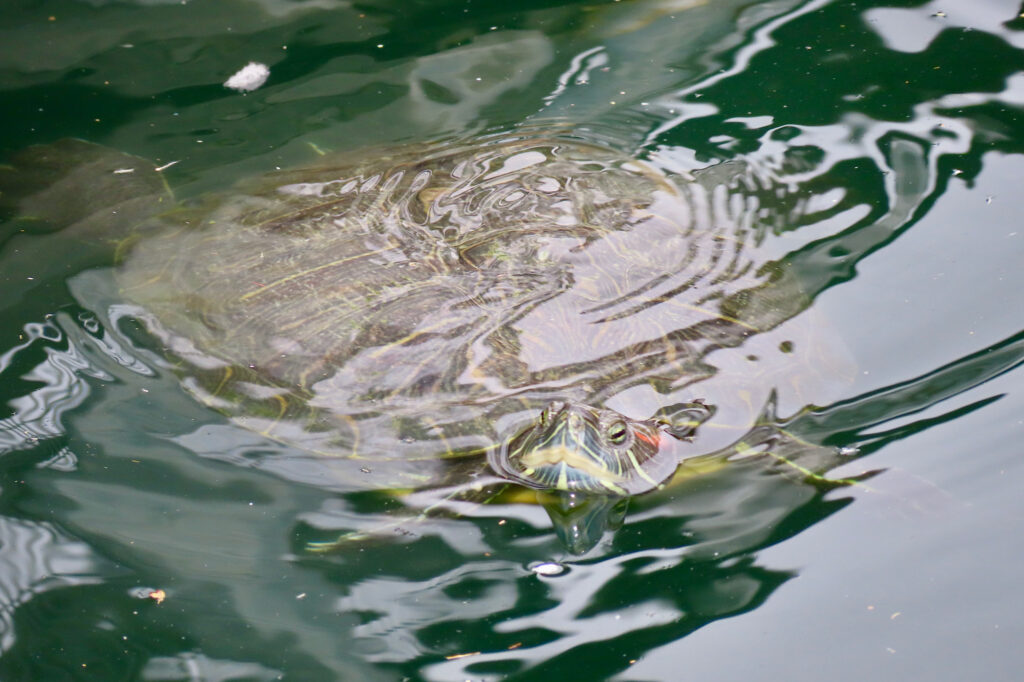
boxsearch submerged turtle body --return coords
[1,134,821,500]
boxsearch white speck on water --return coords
[113,168,135,174]
[154,160,180,172]
[224,62,270,92]
[529,561,566,577]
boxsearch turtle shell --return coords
[22,134,826,490]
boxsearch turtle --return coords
[0,132,834,553]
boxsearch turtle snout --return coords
[565,408,587,439]
[542,400,567,420]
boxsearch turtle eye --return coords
[607,421,629,445]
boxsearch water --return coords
[1,1,1023,680]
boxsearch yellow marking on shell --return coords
[113,233,141,264]
[419,415,456,458]
[574,269,606,304]
[384,341,451,402]
[517,326,557,359]
[259,393,290,437]
[296,356,331,392]
[336,412,360,458]
[238,243,397,302]
[661,324,678,366]
[586,307,615,346]
[276,295,359,334]
[372,278,489,401]
[663,299,761,332]
[213,366,233,398]
[368,316,456,360]
[631,206,685,231]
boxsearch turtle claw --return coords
[652,400,716,440]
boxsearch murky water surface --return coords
[1,1,1023,680]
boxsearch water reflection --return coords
[0,318,94,459]
[1,124,907,520]
[0,516,118,654]
[18,124,927,557]
[305,329,1022,680]
[1,0,1023,678]
[0,307,158,462]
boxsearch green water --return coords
[2,1,1024,680]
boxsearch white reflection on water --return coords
[865,0,1024,54]
[0,319,93,457]
[408,31,554,131]
[0,516,116,653]
[141,652,282,682]
[0,305,156,460]
[340,562,521,663]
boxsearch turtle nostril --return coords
[567,411,584,434]
[547,400,567,415]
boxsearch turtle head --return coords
[490,400,713,496]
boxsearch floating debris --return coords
[224,62,270,92]
[529,561,567,577]
[444,651,480,661]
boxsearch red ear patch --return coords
[634,430,661,447]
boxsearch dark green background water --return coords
[2,0,1023,680]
